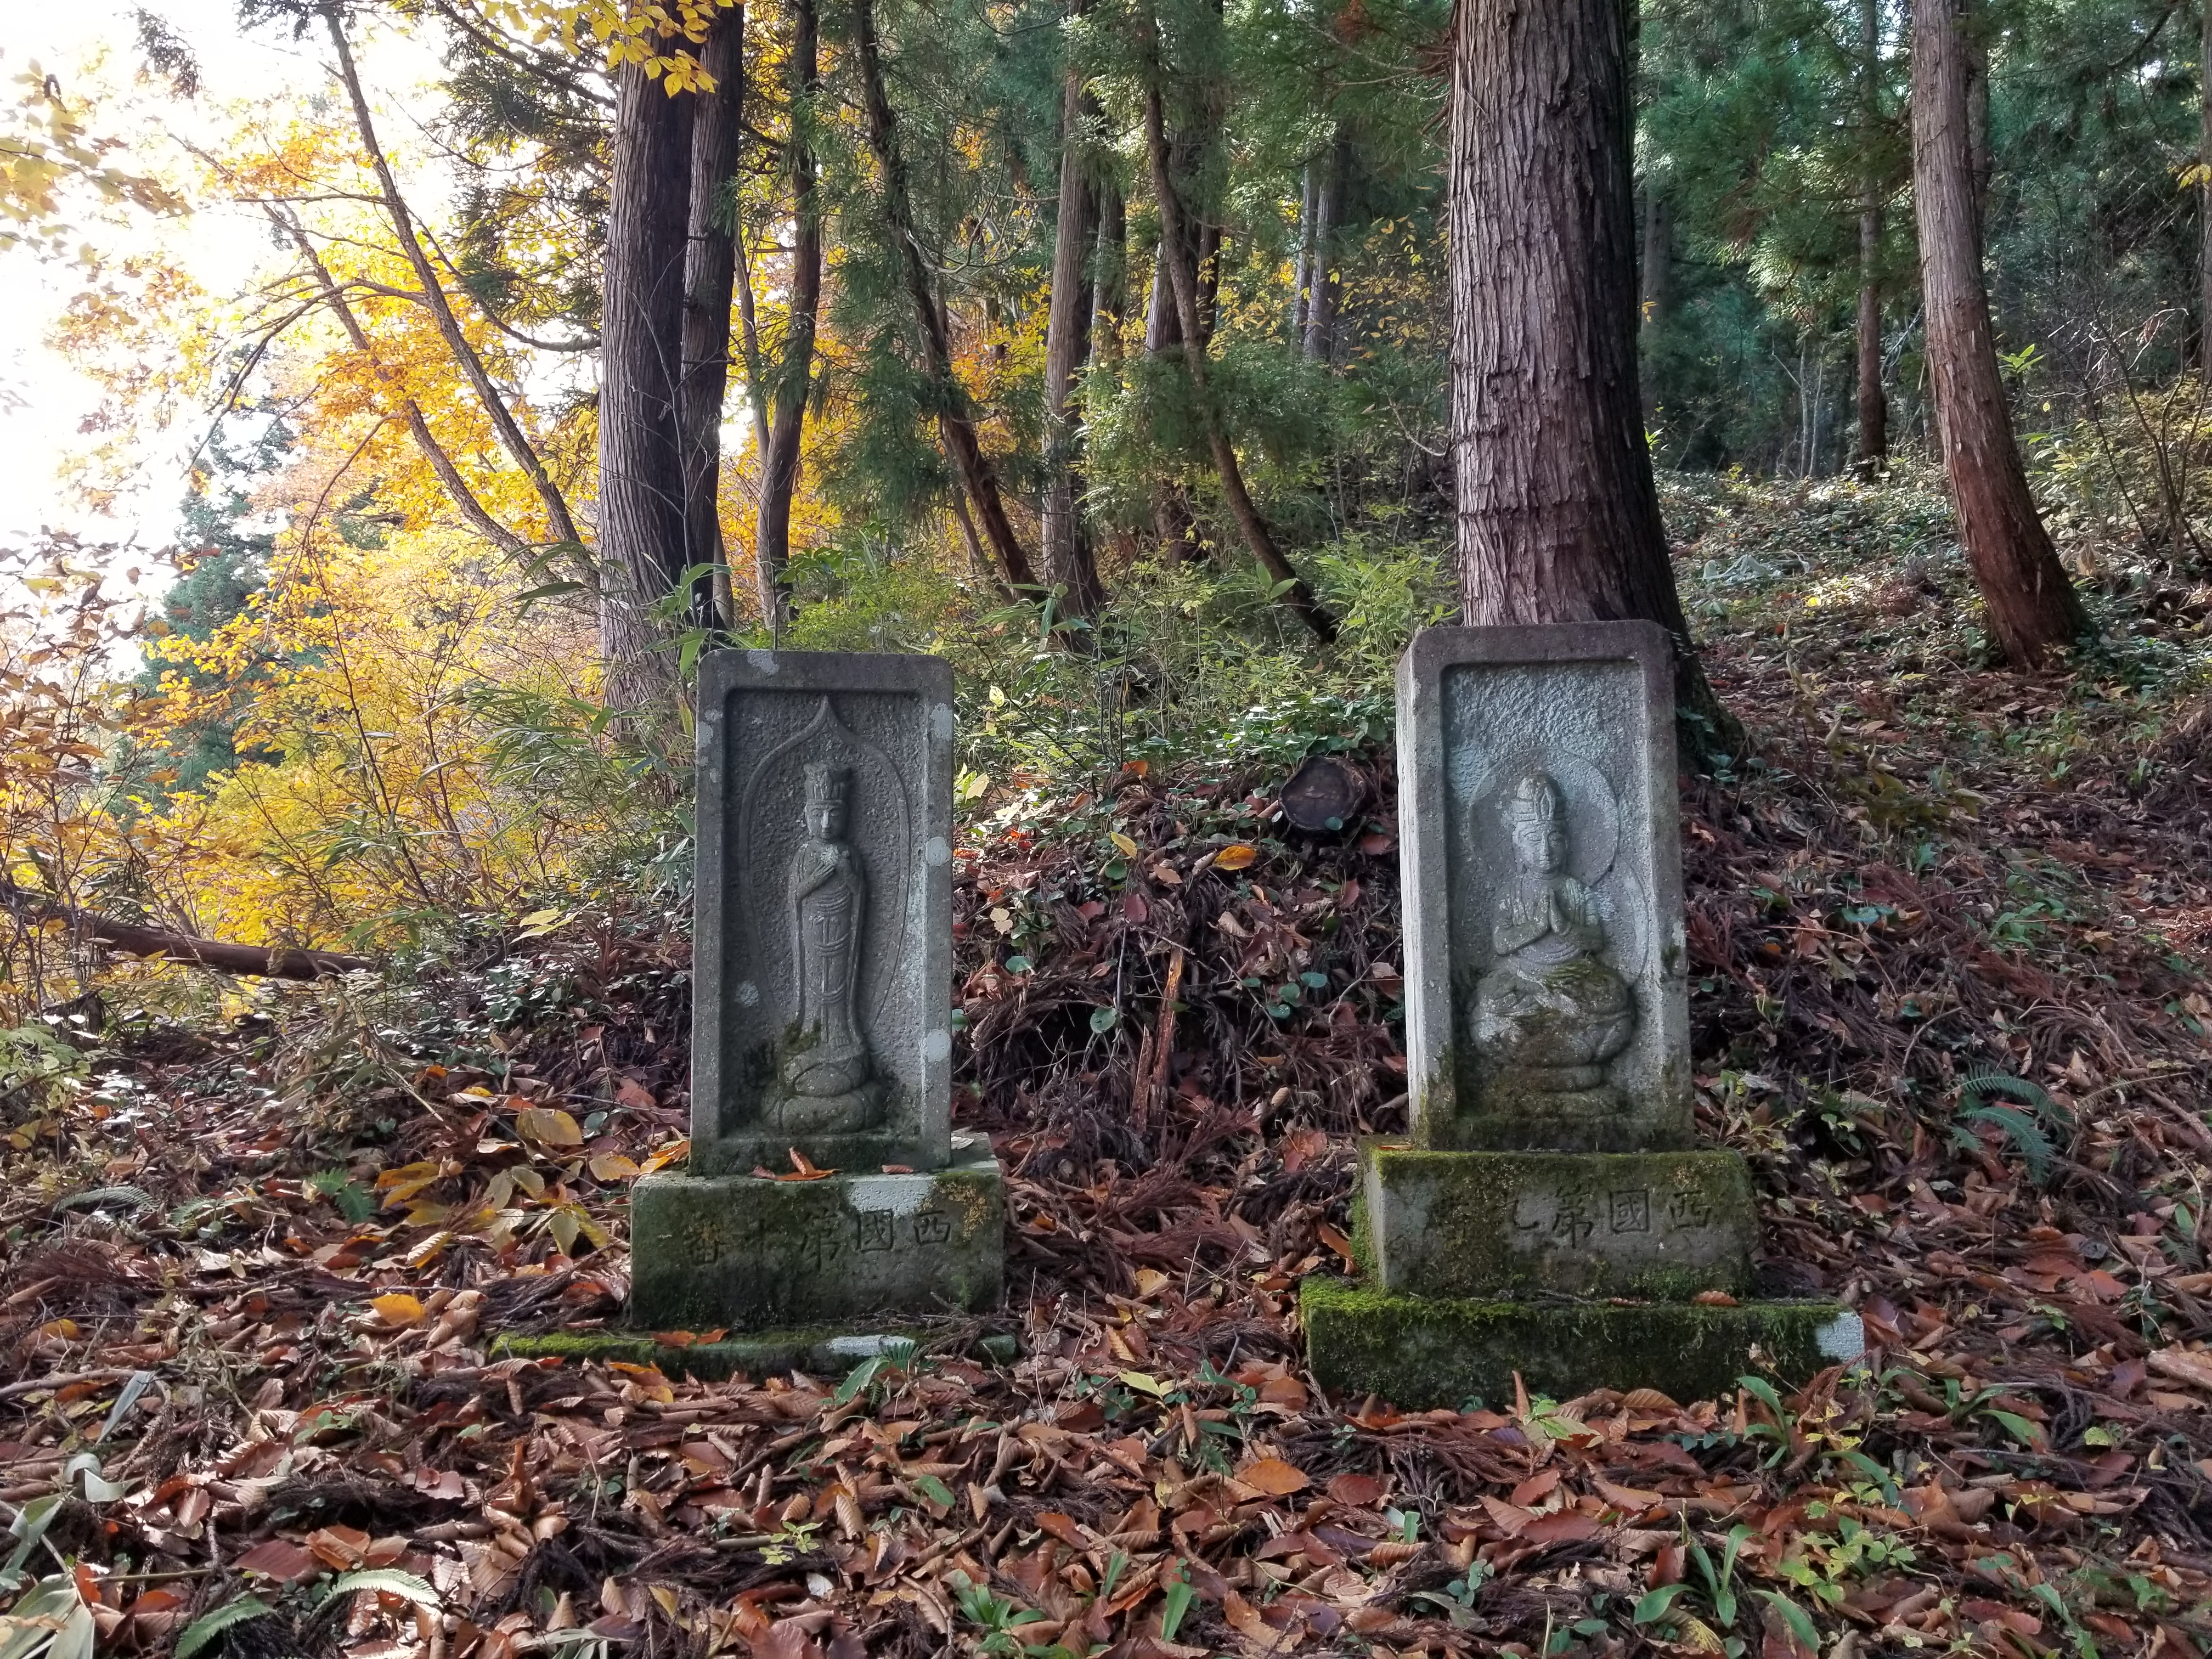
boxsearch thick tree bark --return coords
[599,59,695,708]
[1855,0,1887,475]
[1965,19,1991,245]
[1041,47,1105,619]
[2,882,375,980]
[1911,0,2085,664]
[682,7,745,625]
[755,0,824,627]
[1448,0,1726,743]
[852,0,1039,593]
[1302,134,1346,363]
[1141,12,1336,642]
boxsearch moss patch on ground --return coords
[493,1324,1018,1383]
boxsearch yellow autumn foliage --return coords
[129,528,650,952]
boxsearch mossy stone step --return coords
[1302,1275,1862,1410]
[1357,1141,1757,1301]
[630,1136,1003,1330]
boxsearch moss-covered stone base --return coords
[1302,1275,1861,1410]
[630,1136,1002,1329]
[493,1325,1015,1383]
[1360,1141,1756,1300]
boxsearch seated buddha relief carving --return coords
[1472,770,1635,1101]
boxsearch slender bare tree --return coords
[1911,0,2086,664]
[852,0,1039,593]
[1854,0,1888,474]
[1141,2,1335,643]
[754,0,825,626]
[1041,20,1105,620]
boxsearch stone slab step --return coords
[1303,1274,1863,1410]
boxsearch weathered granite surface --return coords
[692,650,955,1175]
[1303,1277,1860,1410]
[631,1133,1003,1329]
[1357,1141,1754,1301]
[1396,622,1691,1153]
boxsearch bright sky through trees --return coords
[0,1,438,551]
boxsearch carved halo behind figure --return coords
[1462,748,1645,985]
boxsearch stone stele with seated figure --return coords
[1303,623,1861,1408]
[1473,769,1635,1111]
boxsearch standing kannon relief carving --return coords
[733,696,907,1139]
[782,764,874,1116]
[1471,770,1636,1102]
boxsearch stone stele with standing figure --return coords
[622,650,1003,1350]
[1305,622,1860,1407]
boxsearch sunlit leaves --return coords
[0,52,184,263]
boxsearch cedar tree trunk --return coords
[755,0,824,625]
[1302,134,1345,363]
[1091,178,1126,366]
[1855,204,1887,472]
[682,7,744,625]
[599,59,694,708]
[1638,189,1670,328]
[1143,238,1198,558]
[1448,0,1726,742]
[1293,163,1317,339]
[1855,0,1887,473]
[2201,0,2212,366]
[1911,0,2085,664]
[1041,49,1104,618]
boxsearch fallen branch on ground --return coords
[1,883,376,980]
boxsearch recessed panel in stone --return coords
[692,650,953,1175]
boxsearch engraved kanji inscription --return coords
[1550,1189,1597,1243]
[1664,1189,1714,1230]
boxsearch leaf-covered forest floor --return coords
[8,469,2212,1659]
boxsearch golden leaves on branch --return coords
[479,0,738,87]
